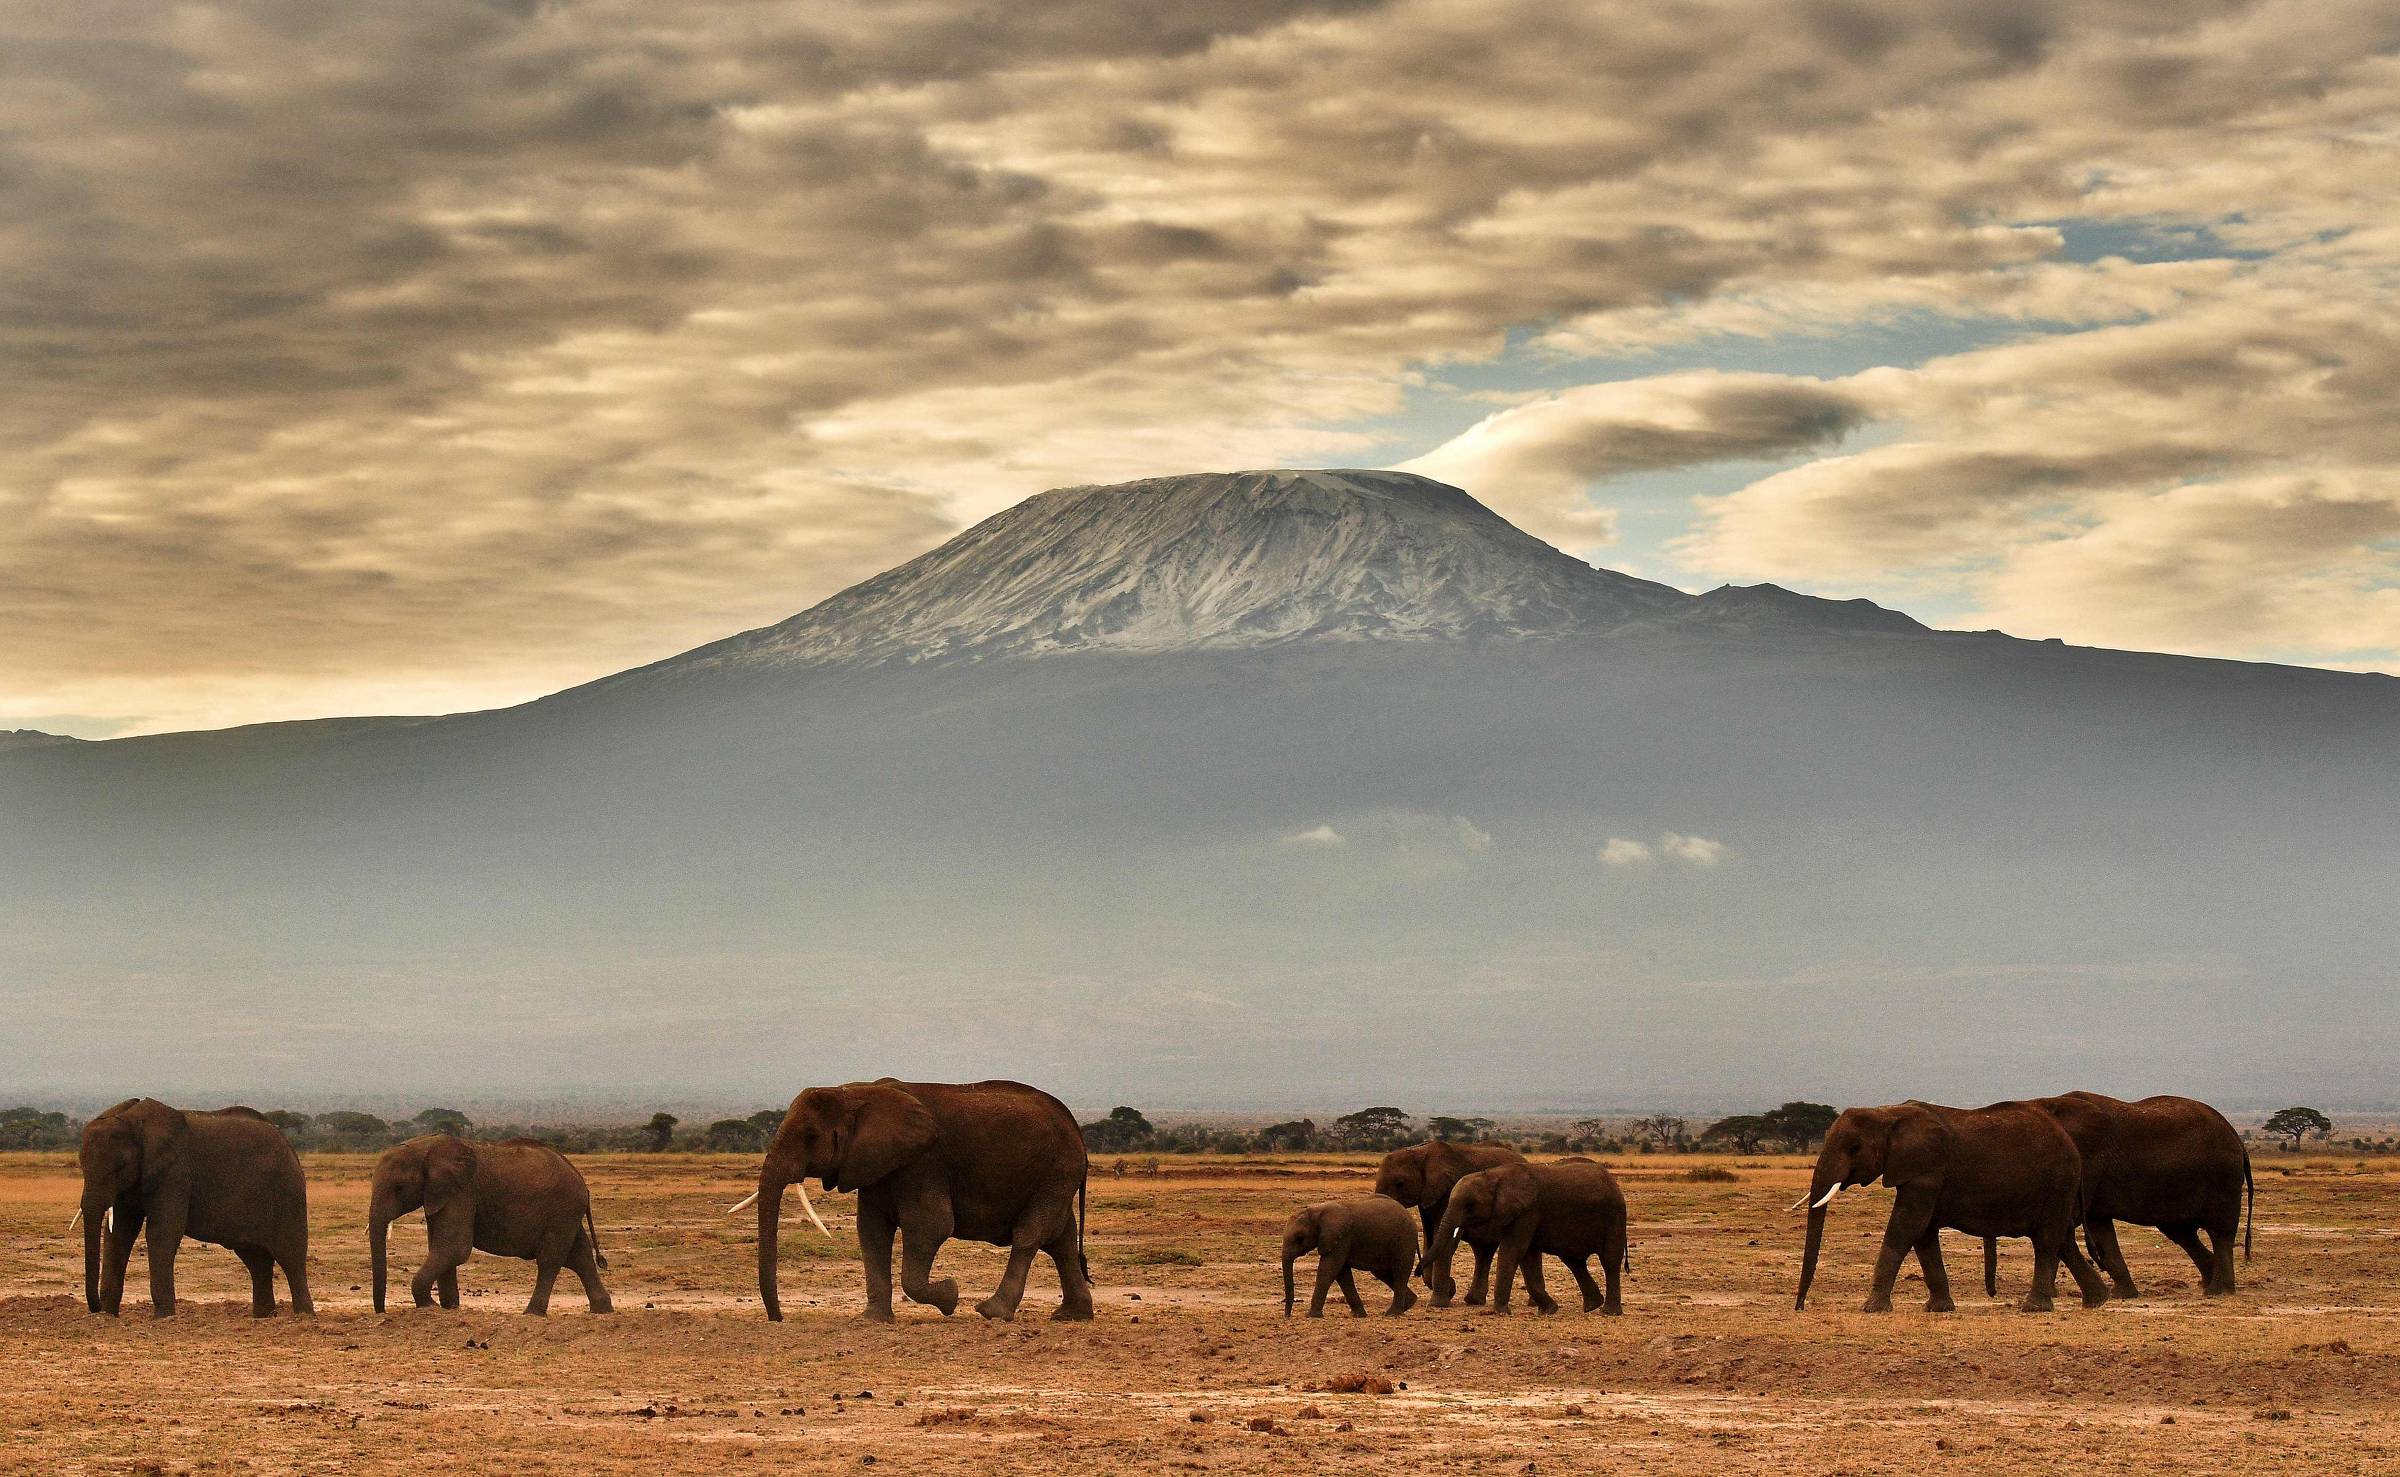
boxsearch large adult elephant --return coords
[1421,1160,1626,1315]
[1374,1140,1525,1306]
[1795,1099,2109,1314]
[369,1135,613,1315]
[1981,1092,2254,1298]
[75,1098,312,1318]
[735,1078,1093,1323]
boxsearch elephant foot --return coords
[858,1305,897,1323]
[973,1295,1018,1322]
[2112,1282,2141,1300]
[2080,1289,2110,1309]
[1532,1301,1560,1316]
[1924,1295,1956,1314]
[2017,1294,2055,1313]
[589,1298,615,1315]
[1051,1302,1094,1322]
[1481,1304,1511,1317]
[1390,1291,1417,1316]
[1463,1291,1488,1307]
[1860,1295,1893,1314]
[1429,1292,1454,1309]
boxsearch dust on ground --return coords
[2,1151,2393,1474]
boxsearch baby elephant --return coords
[370,1135,613,1315]
[1283,1195,1420,1317]
[1422,1161,1626,1315]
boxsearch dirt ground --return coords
[1,1150,2394,1474]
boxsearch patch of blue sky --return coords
[2045,216,2269,265]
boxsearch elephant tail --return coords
[1076,1169,1091,1286]
[2242,1151,2254,1261]
[586,1207,610,1271]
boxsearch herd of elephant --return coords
[70,1082,2254,1325]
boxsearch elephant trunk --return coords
[1282,1249,1297,1316]
[1795,1155,1840,1310]
[81,1189,106,1313]
[369,1187,394,1313]
[1418,1199,1464,1282]
[756,1165,788,1322]
[1983,1236,1998,1297]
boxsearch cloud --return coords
[5,0,2400,728]
[1400,373,1870,548]
[1603,833,1729,866]
[1660,833,1729,865]
[1285,824,1347,847]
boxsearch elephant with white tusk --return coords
[369,1134,612,1315]
[78,1098,312,1319]
[1373,1140,1526,1307]
[749,1078,1093,1324]
[1796,1099,2110,1314]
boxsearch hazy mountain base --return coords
[3,625,2395,1106]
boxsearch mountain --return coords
[0,729,81,753]
[584,469,1693,688]
[4,470,2397,1111]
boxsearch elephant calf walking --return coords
[371,1135,612,1315]
[1282,1196,1419,1317]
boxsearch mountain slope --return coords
[595,469,1696,687]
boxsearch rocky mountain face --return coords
[593,469,1884,689]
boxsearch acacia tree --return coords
[1333,1107,1414,1151]
[643,1112,679,1151]
[2262,1106,2333,1148]
[1699,1115,1770,1153]
[1760,1101,1838,1149]
[1080,1106,1156,1152]
[1630,1114,1689,1152]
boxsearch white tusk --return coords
[794,1180,831,1238]
[727,1189,761,1216]
[1787,1195,1810,1212]
[68,1208,82,1232]
[103,1207,114,1233]
[1811,1184,1842,1210]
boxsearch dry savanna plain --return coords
[1,1150,2396,1474]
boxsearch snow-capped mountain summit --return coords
[637,469,1693,679]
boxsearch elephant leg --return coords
[1983,1237,1999,1298]
[2058,1231,2109,1308]
[568,1232,613,1313]
[856,1200,898,1322]
[898,1208,958,1317]
[2088,1217,2139,1298]
[1044,1223,1095,1322]
[237,1247,278,1317]
[2160,1224,2219,1292]
[2024,1234,2062,1313]
[526,1256,563,1316]
[1565,1253,1605,1314]
[1336,1266,1368,1317]
[1382,1265,1416,1316]
[415,1207,470,1309]
[1464,1240,1497,1306]
[1914,1228,1955,1313]
[1308,1258,1335,1317]
[1520,1252,1558,1315]
[1863,1193,1931,1313]
[1420,1208,1455,1306]
[1601,1232,1623,1316]
[143,1197,187,1318]
[100,1208,143,1317]
[279,1238,314,1317]
[975,1232,1041,1322]
[1852,1191,1929,1316]
[2202,1216,2239,1295]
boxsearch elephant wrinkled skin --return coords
[369,1135,613,1315]
[1420,1161,1626,1315]
[1797,1099,2110,1314]
[1374,1141,1525,1306]
[78,1098,312,1319]
[747,1079,1093,1323]
[1282,1196,1420,1317]
[1982,1092,2254,1299]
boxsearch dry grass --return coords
[1,1149,2394,1473]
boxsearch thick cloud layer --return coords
[5,0,2396,730]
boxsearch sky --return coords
[4,0,2397,737]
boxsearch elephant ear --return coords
[1880,1109,1950,1188]
[833,1085,939,1192]
[424,1136,476,1216]
[133,1100,188,1187]
[1491,1164,1540,1224]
